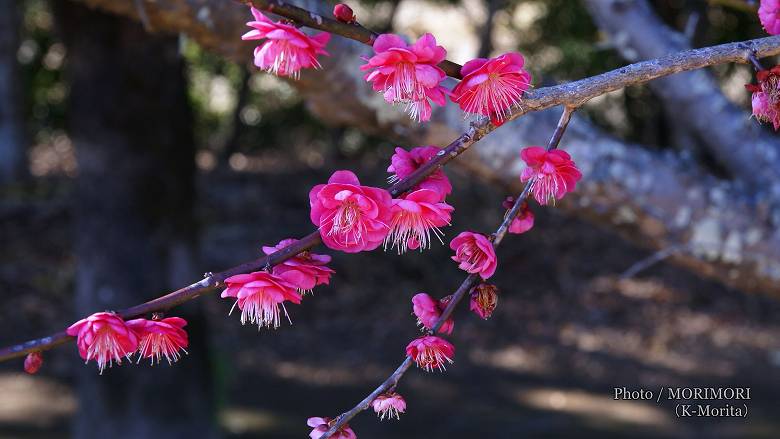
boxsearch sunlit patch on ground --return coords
[0,373,75,427]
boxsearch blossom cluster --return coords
[242,6,531,123]
[62,312,189,374]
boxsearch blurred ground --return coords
[1,154,779,439]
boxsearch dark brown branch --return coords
[320,107,576,438]
[238,0,463,79]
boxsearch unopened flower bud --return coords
[333,4,356,24]
[24,352,43,374]
[470,283,499,319]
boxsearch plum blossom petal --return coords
[759,0,780,35]
[520,146,582,206]
[126,316,189,365]
[221,272,301,329]
[66,312,139,374]
[243,7,330,78]
[361,33,449,122]
[310,171,393,253]
[451,52,532,124]
[449,231,498,279]
[406,335,455,372]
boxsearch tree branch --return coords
[320,107,576,438]
[585,0,780,195]
[238,0,464,78]
[7,0,775,362]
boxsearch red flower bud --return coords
[333,3,356,24]
[24,352,43,374]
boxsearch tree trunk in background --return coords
[0,0,27,184]
[57,4,218,438]
[476,0,501,58]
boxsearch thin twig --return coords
[319,107,576,438]
[620,244,686,279]
[238,0,463,79]
[748,50,765,71]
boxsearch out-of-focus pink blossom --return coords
[66,312,139,374]
[387,146,452,200]
[24,352,43,374]
[502,197,535,235]
[309,170,393,253]
[470,283,499,319]
[221,271,301,329]
[371,392,407,420]
[333,3,356,23]
[520,146,582,206]
[746,66,780,130]
[242,7,330,78]
[759,0,780,35]
[449,231,498,279]
[411,293,454,335]
[262,239,335,293]
[361,33,449,122]
[451,53,531,125]
[385,189,453,253]
[126,316,189,364]
[307,417,357,439]
[406,335,455,372]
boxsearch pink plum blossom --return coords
[411,293,454,335]
[66,312,139,374]
[221,271,301,329]
[449,231,498,279]
[371,392,407,420]
[385,189,453,253]
[361,33,449,122]
[387,146,452,200]
[126,316,189,365]
[309,170,393,253]
[307,417,357,439]
[746,66,780,130]
[406,335,455,372]
[451,52,532,125]
[503,197,535,235]
[242,7,330,78]
[759,0,780,35]
[520,146,582,206]
[470,283,499,319]
[262,239,335,293]
[24,352,43,374]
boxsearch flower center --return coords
[87,327,125,373]
[327,201,366,245]
[390,62,427,102]
[458,72,528,120]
